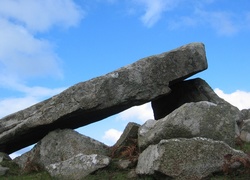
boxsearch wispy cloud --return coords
[214,88,250,110]
[133,0,180,27]
[195,9,240,36]
[129,0,249,35]
[0,0,83,32]
[169,1,250,36]
[0,18,63,79]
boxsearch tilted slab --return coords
[0,42,207,154]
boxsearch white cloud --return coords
[0,0,83,82]
[134,0,180,27]
[153,0,248,36]
[0,0,81,118]
[195,9,239,36]
[0,86,65,118]
[0,18,63,79]
[0,0,83,32]
[116,103,154,123]
[214,88,250,110]
[169,9,247,36]
[0,75,66,97]
[102,128,122,146]
[0,97,37,118]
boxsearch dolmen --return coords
[2,42,250,179]
[0,42,207,154]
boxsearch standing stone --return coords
[111,122,140,158]
[0,42,208,154]
[138,101,236,150]
[136,137,248,179]
[152,78,242,122]
[14,129,109,170]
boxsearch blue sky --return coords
[0,0,250,158]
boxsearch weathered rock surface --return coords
[116,159,134,169]
[0,165,9,176]
[111,122,140,158]
[113,122,140,148]
[241,109,250,120]
[45,153,110,180]
[14,129,109,169]
[0,152,11,176]
[240,119,250,142]
[0,42,207,154]
[152,78,242,122]
[136,137,248,179]
[0,152,11,162]
[138,101,236,150]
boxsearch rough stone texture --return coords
[136,137,248,179]
[111,122,140,158]
[138,101,236,150]
[0,152,11,162]
[0,43,207,154]
[113,122,140,148]
[152,78,242,123]
[241,109,250,120]
[240,119,250,142]
[14,129,109,169]
[45,153,110,180]
[127,169,138,179]
[0,165,9,176]
[116,159,133,169]
[0,152,11,176]
[138,119,156,137]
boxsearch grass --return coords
[84,159,153,180]
[237,141,250,153]
[0,172,52,180]
[0,160,52,180]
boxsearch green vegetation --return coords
[236,141,250,153]
[84,159,153,180]
[0,160,52,180]
[0,172,52,180]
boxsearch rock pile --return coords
[1,42,250,179]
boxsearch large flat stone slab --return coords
[0,42,207,154]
